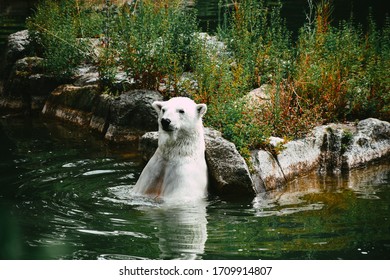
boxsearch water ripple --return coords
[77,229,150,239]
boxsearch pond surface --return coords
[0,116,389,260]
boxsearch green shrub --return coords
[98,0,199,93]
[196,0,294,155]
[219,0,293,88]
[292,1,390,122]
[27,0,103,78]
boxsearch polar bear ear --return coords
[196,104,207,118]
[152,101,164,114]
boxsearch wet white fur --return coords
[132,97,208,202]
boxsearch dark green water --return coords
[1,117,389,260]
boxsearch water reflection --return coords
[253,163,390,215]
[1,117,389,259]
[106,185,208,260]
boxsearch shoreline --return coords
[1,30,389,197]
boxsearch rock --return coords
[342,118,390,169]
[196,32,227,57]
[1,30,32,78]
[204,128,255,196]
[251,149,286,193]
[42,87,164,142]
[73,65,134,91]
[252,127,325,192]
[242,84,271,107]
[103,90,163,142]
[6,30,31,60]
[276,129,324,181]
[73,65,100,86]
[250,119,390,192]
[268,136,284,147]
[318,125,349,174]
[138,127,255,197]
[138,131,159,162]
[104,124,142,142]
[90,93,112,133]
[109,90,163,131]
[42,84,100,126]
[1,57,68,113]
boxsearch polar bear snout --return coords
[161,118,173,131]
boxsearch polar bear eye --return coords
[162,108,166,113]
[178,109,185,114]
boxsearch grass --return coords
[25,0,390,161]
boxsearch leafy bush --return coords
[98,0,199,93]
[27,0,103,77]
[292,1,390,122]
[198,0,294,155]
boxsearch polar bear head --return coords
[152,97,207,134]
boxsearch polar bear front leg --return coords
[133,152,166,199]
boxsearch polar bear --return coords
[133,97,208,202]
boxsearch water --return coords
[1,116,389,260]
[1,0,390,260]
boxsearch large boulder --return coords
[42,87,163,142]
[276,127,325,181]
[109,90,162,131]
[342,118,390,169]
[204,128,255,196]
[251,126,325,192]
[90,93,112,134]
[105,90,163,142]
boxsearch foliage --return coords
[26,0,103,78]
[292,1,390,122]
[199,0,295,157]
[26,0,390,161]
[98,0,199,93]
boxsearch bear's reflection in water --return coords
[108,185,208,260]
[143,201,208,260]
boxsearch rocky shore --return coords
[1,30,389,197]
